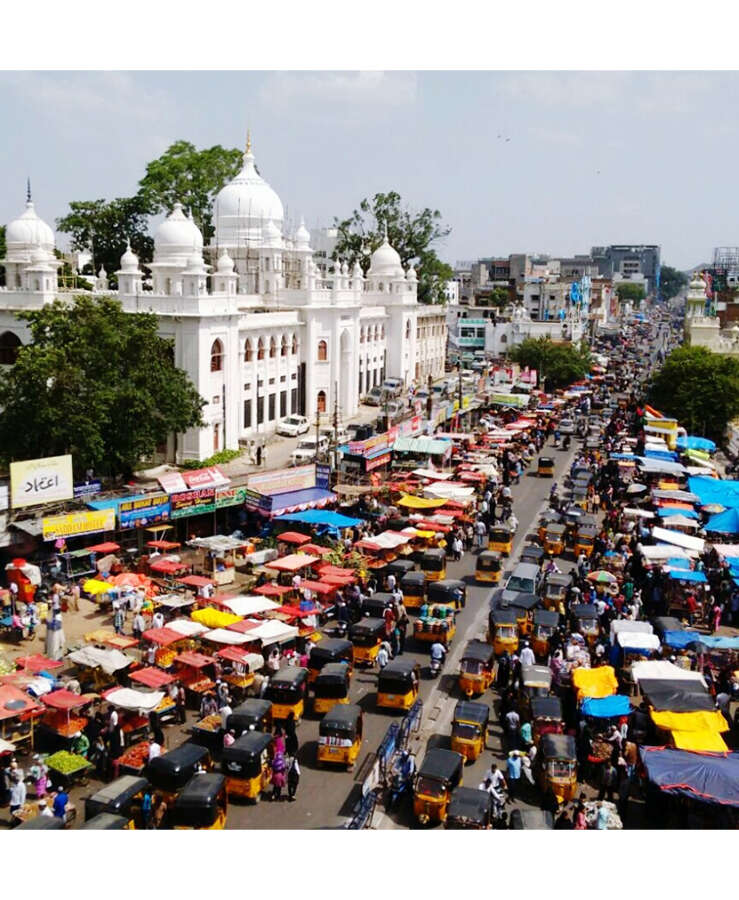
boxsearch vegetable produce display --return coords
[45,750,90,774]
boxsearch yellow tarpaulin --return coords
[572,666,618,703]
[83,579,115,596]
[670,730,729,753]
[414,530,435,539]
[191,608,242,629]
[651,709,729,733]
[397,494,447,510]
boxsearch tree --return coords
[0,296,204,477]
[509,337,591,390]
[56,197,153,285]
[649,345,739,440]
[136,140,243,244]
[332,191,453,305]
[659,265,688,301]
[616,282,646,308]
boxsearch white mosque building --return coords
[0,139,447,463]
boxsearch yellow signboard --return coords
[11,455,74,509]
[42,509,115,541]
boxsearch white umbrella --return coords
[626,483,647,495]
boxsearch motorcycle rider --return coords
[430,639,447,673]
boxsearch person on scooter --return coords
[430,640,447,673]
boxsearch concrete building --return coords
[591,244,660,295]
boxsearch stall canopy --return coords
[201,628,254,646]
[656,508,699,520]
[616,631,661,652]
[42,690,96,710]
[651,527,705,553]
[141,626,181,646]
[191,608,241,629]
[636,457,687,475]
[571,666,618,703]
[661,630,703,650]
[86,542,121,554]
[266,553,319,573]
[581,695,632,718]
[631,660,707,687]
[67,647,133,675]
[221,595,279,617]
[412,469,454,481]
[154,594,196,610]
[396,494,447,510]
[240,620,299,646]
[676,435,717,453]
[103,687,165,713]
[177,575,214,589]
[640,747,739,806]
[272,510,363,531]
[276,532,311,545]
[393,436,452,456]
[268,488,337,518]
[424,483,476,501]
[671,730,729,753]
[168,618,208,638]
[705,507,739,534]
[253,584,292,598]
[15,654,63,673]
[216,648,264,669]
[0,685,44,720]
[129,667,176,689]
[150,559,188,575]
[650,709,729,734]
[667,569,707,583]
[688,475,739,510]
[188,535,247,553]
[639,679,714,712]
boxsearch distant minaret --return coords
[26,178,31,203]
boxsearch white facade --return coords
[0,141,446,463]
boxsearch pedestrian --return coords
[287,755,301,801]
[175,682,187,724]
[377,643,389,670]
[142,787,153,828]
[285,711,299,757]
[519,641,535,667]
[52,786,69,820]
[396,603,409,655]
[505,751,521,798]
[152,793,167,829]
[271,752,287,801]
[132,610,146,639]
[598,760,618,802]
[274,726,286,756]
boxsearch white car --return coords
[559,418,576,435]
[290,435,329,466]
[276,415,310,437]
[320,427,351,446]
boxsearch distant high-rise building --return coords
[590,245,660,295]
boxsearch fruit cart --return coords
[189,713,223,755]
[102,686,168,747]
[45,749,92,796]
[0,684,45,753]
[128,666,178,727]
[116,740,151,777]
[172,651,217,708]
[141,626,194,669]
[38,690,97,753]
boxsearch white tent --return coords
[202,628,254,645]
[631,660,707,687]
[640,545,695,561]
[610,620,654,640]
[167,618,208,637]
[246,620,299,646]
[651,527,705,553]
[616,632,661,651]
[222,595,279,617]
[412,468,453,481]
[423,483,476,501]
[67,647,133,675]
[104,687,165,712]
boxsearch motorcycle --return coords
[429,651,446,678]
[386,756,415,810]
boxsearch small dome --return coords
[119,240,140,272]
[262,219,282,249]
[29,247,47,265]
[295,217,311,250]
[406,264,417,282]
[368,224,404,278]
[352,260,363,278]
[6,201,55,250]
[217,249,235,273]
[186,250,204,271]
[154,202,203,254]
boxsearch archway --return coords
[0,332,21,365]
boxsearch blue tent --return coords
[657,507,699,519]
[273,509,364,531]
[640,747,739,807]
[645,449,679,462]
[667,569,707,584]
[688,476,739,510]
[705,506,739,535]
[662,629,701,649]
[676,435,717,453]
[667,557,691,570]
[581,695,632,718]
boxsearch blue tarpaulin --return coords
[273,509,363,530]
[662,630,702,649]
[640,747,739,807]
[645,449,679,462]
[667,557,692,570]
[676,435,717,453]
[657,507,699,519]
[688,476,739,510]
[667,570,707,583]
[705,507,739,535]
[608,453,637,460]
[581,695,632,718]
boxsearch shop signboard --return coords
[214,485,248,509]
[42,509,116,542]
[348,433,389,457]
[315,464,331,490]
[365,452,391,472]
[170,487,217,519]
[10,454,73,509]
[247,464,315,496]
[74,481,102,500]
[242,488,272,511]
[118,493,171,530]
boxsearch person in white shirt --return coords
[148,741,162,761]
[520,642,536,667]
[220,703,233,730]
[152,611,165,630]
[386,573,397,592]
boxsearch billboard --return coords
[247,464,315,497]
[42,509,115,542]
[118,493,171,530]
[170,487,217,519]
[214,485,248,509]
[10,455,74,509]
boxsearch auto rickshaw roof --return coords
[531,696,563,719]
[534,609,561,627]
[510,808,554,829]
[230,698,272,720]
[351,617,385,635]
[576,525,598,537]
[521,545,545,562]
[87,775,149,809]
[638,678,713,712]
[319,703,362,732]
[491,608,518,625]
[461,640,495,664]
[315,662,350,682]
[447,786,491,822]
[453,699,490,725]
[370,592,395,606]
[576,514,598,527]
[652,616,684,635]
[228,731,273,757]
[431,578,466,592]
[418,748,464,782]
[489,526,513,536]
[385,517,412,531]
[521,664,552,687]
[538,511,562,525]
[538,456,555,465]
[148,742,209,777]
[421,547,447,560]
[173,773,225,810]
[78,813,129,830]
[381,658,418,677]
[572,603,598,618]
[270,666,308,687]
[508,593,539,611]
[546,573,572,587]
[400,571,426,587]
[540,733,576,760]
[16,815,65,830]
[385,558,416,574]
[309,639,353,660]
[477,550,501,563]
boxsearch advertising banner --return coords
[365,452,391,472]
[315,464,331,491]
[348,433,390,457]
[119,493,171,530]
[11,455,74,509]
[242,488,272,512]
[182,466,230,489]
[247,464,315,496]
[74,481,102,500]
[214,485,247,509]
[157,471,188,493]
[170,487,217,519]
[42,509,116,542]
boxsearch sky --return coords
[1,69,738,270]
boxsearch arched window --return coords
[291,334,298,355]
[244,339,253,362]
[257,338,265,360]
[0,332,21,365]
[269,337,277,358]
[500,334,508,344]
[405,320,411,339]
[378,282,384,292]
[317,390,327,413]
[360,327,365,344]
[280,336,288,357]
[380,325,385,340]
[317,340,327,361]
[210,339,223,372]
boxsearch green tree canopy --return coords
[509,337,591,390]
[136,140,243,244]
[648,345,739,440]
[616,282,646,307]
[332,191,453,305]
[56,196,153,285]
[0,295,204,477]
[659,265,688,301]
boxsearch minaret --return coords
[685,272,708,319]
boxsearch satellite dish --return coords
[4,699,27,711]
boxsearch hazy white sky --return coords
[1,70,736,269]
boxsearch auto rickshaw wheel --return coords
[253,791,261,804]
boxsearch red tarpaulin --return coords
[129,667,176,688]
[415,521,450,533]
[85,542,121,553]
[150,559,189,575]
[142,626,182,646]
[315,565,355,577]
[174,651,213,669]
[42,690,97,710]
[274,605,318,619]
[146,540,181,551]
[216,646,253,664]
[295,580,334,595]
[300,543,330,557]
[177,575,214,588]
[277,532,311,545]
[198,592,239,609]
[253,583,292,597]
[321,574,357,586]
[265,554,319,573]
[226,620,261,634]
[15,654,63,673]
[0,685,44,721]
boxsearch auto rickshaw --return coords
[530,695,564,745]
[542,572,571,612]
[15,815,65,830]
[307,638,353,684]
[518,664,552,718]
[84,775,149,827]
[475,550,503,584]
[316,703,363,769]
[377,658,420,711]
[384,558,416,581]
[413,748,464,825]
[532,609,560,658]
[222,731,273,801]
[521,544,545,568]
[510,808,554,829]
[171,773,228,829]
[264,666,308,723]
[313,662,351,714]
[350,617,385,666]
[458,640,495,697]
[489,608,519,656]
[537,511,562,544]
[361,592,395,619]
[420,547,447,583]
[571,603,600,645]
[537,733,577,803]
[227,699,273,736]
[427,579,466,609]
[508,593,539,637]
[146,742,212,803]
[543,523,567,557]
[78,813,129,830]
[574,524,597,558]
[445,787,492,830]
[488,526,513,557]
[400,571,426,611]
[414,604,456,647]
[450,700,490,762]
[537,456,555,477]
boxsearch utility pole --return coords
[457,364,463,433]
[332,380,339,481]
[315,404,321,464]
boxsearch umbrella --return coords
[586,571,618,585]
[626,483,647,495]
[83,579,115,596]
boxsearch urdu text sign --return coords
[10,455,74,509]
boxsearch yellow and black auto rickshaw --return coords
[475,550,503,584]
[171,773,228,829]
[537,733,577,803]
[264,666,309,723]
[427,579,466,610]
[414,605,456,648]
[400,571,426,611]
[532,609,560,658]
[78,813,129,830]
[450,700,490,763]
[307,638,353,684]
[146,742,212,804]
[489,607,519,657]
[543,523,567,557]
[518,664,552,719]
[445,786,493,830]
[458,640,495,698]
[488,526,513,557]
[227,699,273,736]
[420,547,447,583]
[574,524,597,558]
[316,703,363,769]
[350,617,385,666]
[530,695,564,745]
[508,593,539,637]
[413,748,464,825]
[313,662,351,715]
[537,510,563,544]
[570,603,600,646]
[84,775,149,828]
[222,731,273,802]
[377,658,420,711]
[542,573,571,612]
[537,456,555,477]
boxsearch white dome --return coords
[119,240,140,272]
[217,249,235,273]
[6,201,54,251]
[406,264,417,282]
[368,227,404,278]
[154,202,203,254]
[185,250,205,272]
[295,217,311,251]
[262,219,282,249]
[213,139,284,248]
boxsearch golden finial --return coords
[246,129,252,155]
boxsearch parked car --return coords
[320,426,351,447]
[290,435,329,465]
[363,387,384,406]
[382,377,404,398]
[276,414,310,437]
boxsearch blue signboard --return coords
[117,493,171,530]
[74,481,102,500]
